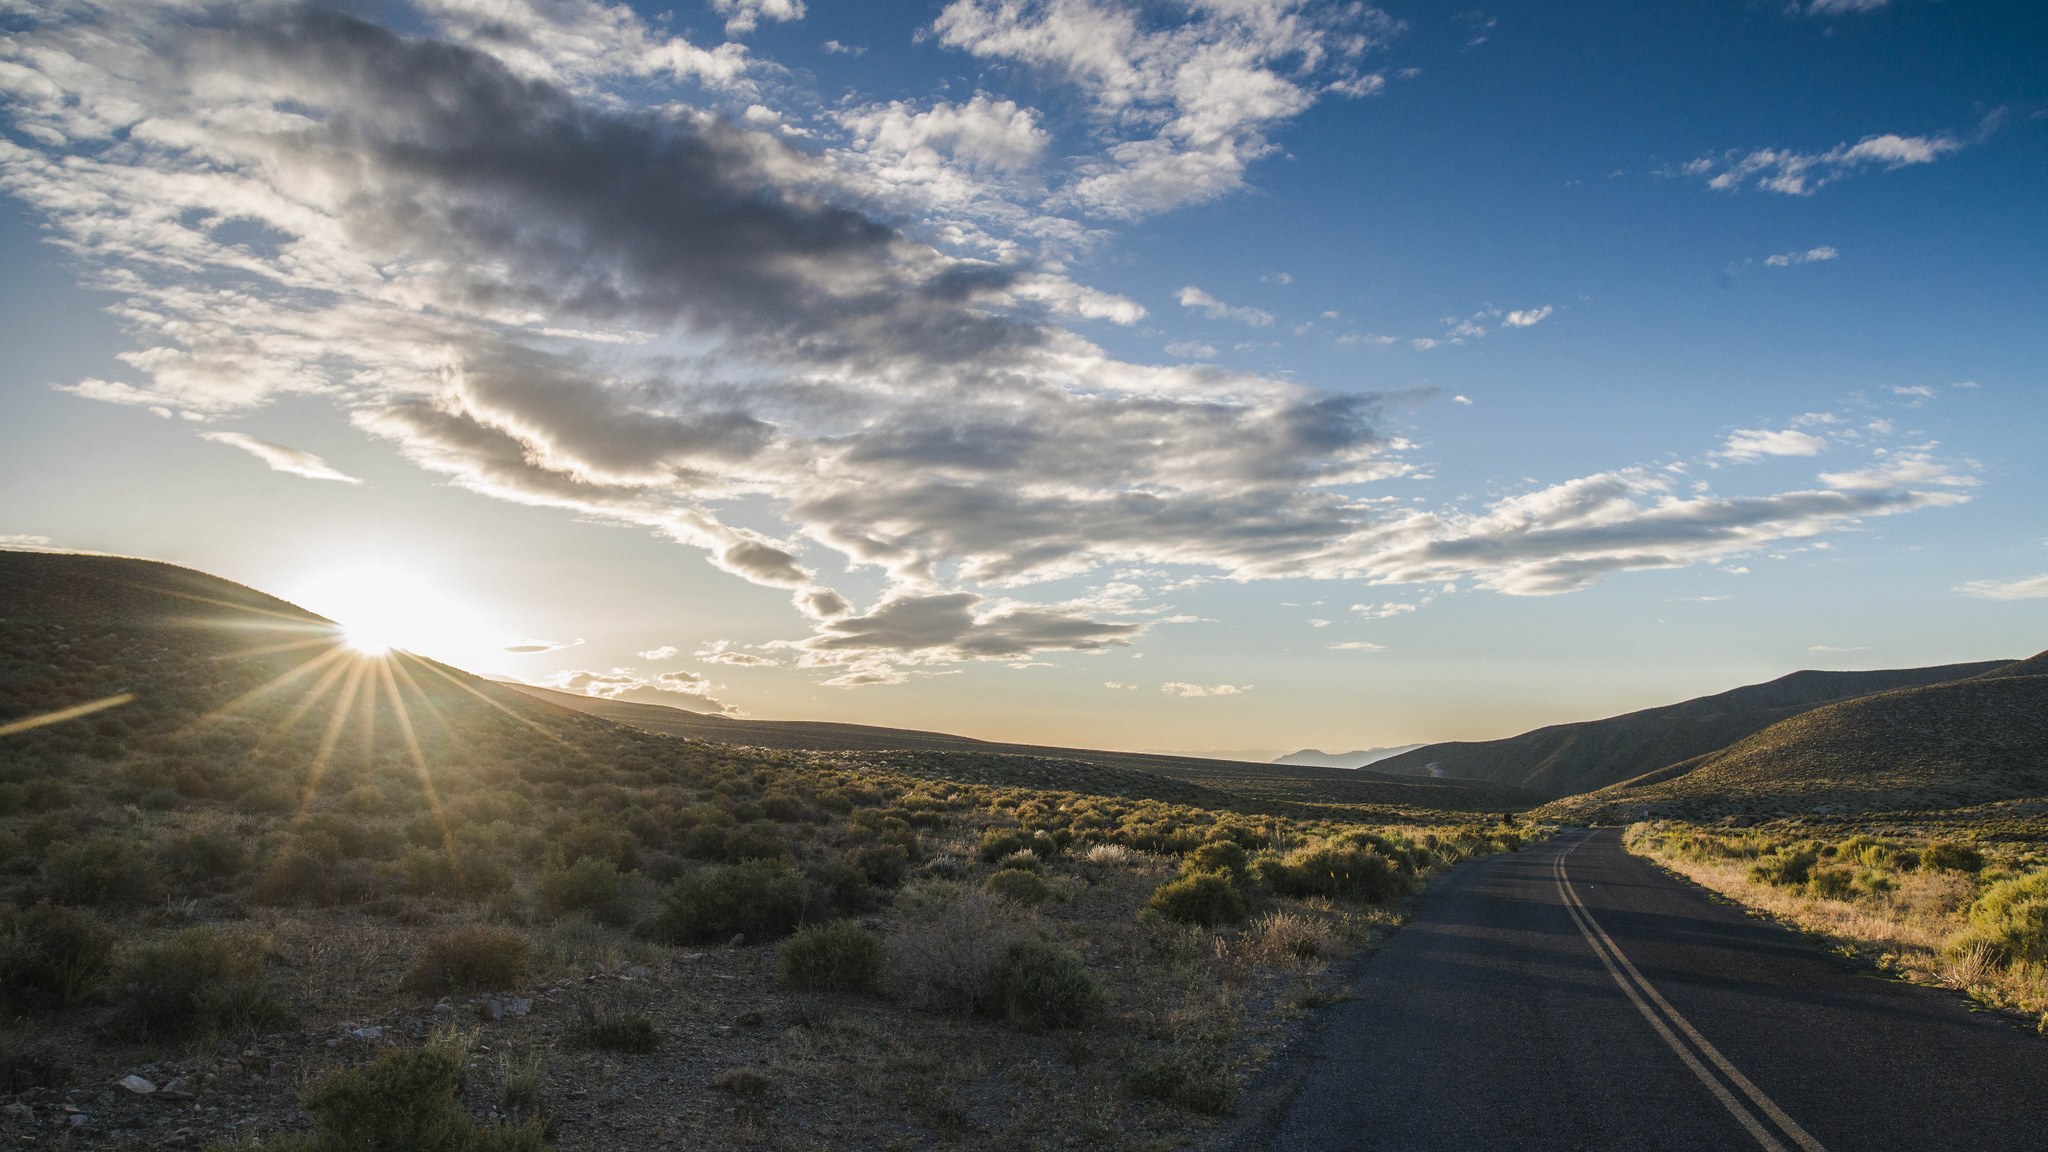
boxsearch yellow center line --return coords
[1554,834,1830,1152]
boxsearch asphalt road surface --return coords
[1246,828,2048,1151]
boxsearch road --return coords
[1244,828,2048,1151]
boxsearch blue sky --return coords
[1,0,2042,757]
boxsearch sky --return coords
[1,0,2043,759]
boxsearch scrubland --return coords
[1627,821,2048,1028]
[0,594,1528,1151]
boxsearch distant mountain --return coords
[495,681,1540,814]
[1273,745,1426,770]
[1540,651,2048,823]
[1369,661,2016,799]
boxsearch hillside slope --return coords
[498,681,1537,814]
[1539,656,2048,822]
[1368,661,2013,798]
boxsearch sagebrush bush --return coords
[1949,870,2048,965]
[1144,873,1246,926]
[1182,840,1250,886]
[572,1014,660,1053]
[1122,1051,1233,1115]
[1260,842,1406,903]
[986,941,1105,1030]
[159,826,251,886]
[1252,911,1334,962]
[778,921,883,994]
[401,848,511,900]
[1747,848,1820,888]
[539,857,632,926]
[404,926,531,994]
[290,1044,548,1152]
[982,868,1053,905]
[43,835,163,906]
[640,861,808,945]
[1806,866,1855,900]
[1922,842,1985,873]
[105,926,286,1038]
[845,843,909,889]
[0,901,117,1011]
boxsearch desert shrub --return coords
[1948,870,2048,965]
[1747,848,1820,888]
[995,849,1042,873]
[539,858,631,927]
[1260,842,1406,903]
[1252,911,1334,962]
[1806,866,1855,900]
[640,861,808,945]
[1922,842,1985,873]
[252,849,345,906]
[401,848,511,899]
[0,902,118,1011]
[849,809,922,858]
[296,1044,548,1152]
[105,926,286,1039]
[759,792,809,822]
[159,826,251,886]
[721,821,790,863]
[0,1033,73,1093]
[43,835,164,906]
[808,859,882,915]
[845,843,910,889]
[1144,873,1246,926]
[1122,1051,1233,1115]
[571,1013,659,1053]
[885,886,1032,1014]
[1182,840,1250,885]
[985,941,1105,1030]
[982,868,1053,905]
[977,828,1029,863]
[404,926,531,994]
[778,921,883,994]
[554,823,637,872]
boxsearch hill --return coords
[1538,653,2048,823]
[1272,745,1425,769]
[1367,660,2014,798]
[497,681,1536,815]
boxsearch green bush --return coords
[251,849,342,906]
[572,1014,660,1053]
[1144,873,1246,926]
[1181,840,1249,885]
[977,829,1029,863]
[539,858,631,927]
[159,827,251,885]
[1950,870,2048,965]
[1260,843,1406,903]
[1805,866,1855,900]
[779,921,883,994]
[43,835,164,906]
[0,901,117,1011]
[401,848,511,900]
[640,861,808,945]
[1922,842,1985,873]
[1122,1052,1234,1115]
[994,849,1042,873]
[982,868,1053,905]
[105,926,287,1038]
[845,843,910,889]
[985,941,1105,1030]
[1747,848,1820,888]
[404,926,531,994]
[293,1044,549,1152]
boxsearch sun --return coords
[285,565,498,666]
[341,622,395,655]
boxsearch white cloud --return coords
[1351,601,1417,618]
[1807,644,1869,652]
[1165,341,1218,359]
[1818,449,1977,492]
[933,0,1401,218]
[200,432,363,484]
[542,666,733,711]
[1687,133,1962,196]
[1802,0,1886,14]
[1329,640,1385,650]
[1160,682,1251,697]
[0,534,61,552]
[504,637,584,653]
[1307,618,1330,627]
[1765,245,1838,267]
[1261,272,1292,285]
[1955,573,2048,601]
[713,0,805,37]
[1502,305,1551,327]
[1178,286,1275,327]
[1715,428,1827,463]
[637,645,679,660]
[1452,395,1473,405]
[821,40,865,55]
[697,640,781,666]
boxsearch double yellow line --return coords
[1553,836,1829,1152]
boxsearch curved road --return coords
[1246,828,2048,1151]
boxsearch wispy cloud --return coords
[1160,682,1251,697]
[1955,573,2048,601]
[714,0,805,37]
[697,640,781,666]
[1329,640,1386,650]
[505,637,584,654]
[637,645,679,660]
[1766,245,1838,267]
[1685,133,1963,195]
[1502,305,1551,327]
[1715,428,1827,462]
[200,433,363,484]
[1178,286,1274,327]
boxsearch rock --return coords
[477,999,504,1022]
[432,1003,455,1015]
[269,1062,294,1079]
[728,933,744,948]
[505,998,532,1016]
[116,1076,157,1095]
[621,964,650,979]
[679,953,706,963]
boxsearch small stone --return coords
[477,1000,504,1022]
[432,1003,455,1015]
[622,964,650,979]
[728,933,744,948]
[679,953,706,963]
[505,998,532,1016]
[116,1076,157,1095]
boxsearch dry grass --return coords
[1627,822,2048,1028]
